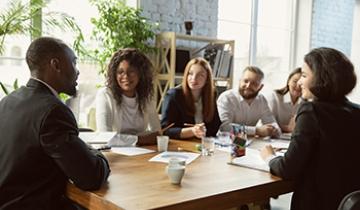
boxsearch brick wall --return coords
[139,0,218,38]
[311,0,355,56]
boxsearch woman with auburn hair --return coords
[267,67,302,133]
[261,47,360,210]
[96,48,160,146]
[161,57,221,139]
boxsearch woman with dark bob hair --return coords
[96,48,160,145]
[261,47,360,210]
[161,57,221,139]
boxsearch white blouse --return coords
[95,87,161,134]
[194,98,203,124]
[267,91,301,126]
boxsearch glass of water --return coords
[201,137,215,156]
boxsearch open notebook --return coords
[230,148,270,172]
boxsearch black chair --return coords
[338,190,360,210]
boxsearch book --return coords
[218,51,232,78]
[203,44,225,75]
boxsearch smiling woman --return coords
[95,48,161,146]
[160,57,221,140]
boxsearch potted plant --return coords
[0,0,84,97]
[86,0,158,74]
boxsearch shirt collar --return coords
[284,91,302,105]
[31,77,60,99]
[283,91,292,103]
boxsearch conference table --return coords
[66,139,293,210]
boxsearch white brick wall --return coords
[140,0,218,38]
[311,0,355,56]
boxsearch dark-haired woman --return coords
[161,57,221,139]
[267,68,302,133]
[261,47,360,210]
[96,48,160,145]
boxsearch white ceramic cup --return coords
[168,157,186,167]
[157,136,169,152]
[166,165,185,184]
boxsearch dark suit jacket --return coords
[0,79,110,210]
[161,86,221,139]
[269,99,360,210]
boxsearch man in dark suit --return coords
[0,37,110,210]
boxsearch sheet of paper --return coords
[149,151,200,165]
[269,139,290,149]
[111,147,155,156]
[79,132,116,144]
[230,148,270,172]
[279,133,292,140]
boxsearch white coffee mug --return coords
[166,165,185,184]
[157,136,169,152]
[168,157,186,167]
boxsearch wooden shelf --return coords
[154,31,235,112]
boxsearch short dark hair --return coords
[26,37,67,72]
[243,66,264,81]
[304,47,357,101]
[106,48,154,114]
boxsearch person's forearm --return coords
[180,127,194,139]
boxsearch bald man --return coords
[0,37,110,210]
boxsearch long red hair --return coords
[181,57,215,123]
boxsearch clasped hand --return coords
[256,124,279,138]
[191,123,206,139]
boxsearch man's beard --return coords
[239,87,261,100]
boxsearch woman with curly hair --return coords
[96,48,160,145]
[161,57,221,139]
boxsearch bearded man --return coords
[217,66,280,137]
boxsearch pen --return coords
[184,123,205,127]
[184,123,195,127]
[160,123,175,135]
[97,145,111,151]
[274,147,287,152]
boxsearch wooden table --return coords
[67,140,293,210]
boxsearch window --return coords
[349,0,360,103]
[218,0,297,92]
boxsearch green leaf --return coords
[13,78,18,90]
[87,0,157,74]
[0,82,9,95]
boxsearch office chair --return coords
[338,190,360,210]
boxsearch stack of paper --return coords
[111,147,155,156]
[79,132,116,144]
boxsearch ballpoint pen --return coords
[160,123,175,135]
[97,145,111,151]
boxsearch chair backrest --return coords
[87,107,97,131]
[338,190,360,210]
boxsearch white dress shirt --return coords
[217,88,280,135]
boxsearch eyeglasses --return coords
[117,69,137,77]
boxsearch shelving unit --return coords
[154,31,235,112]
